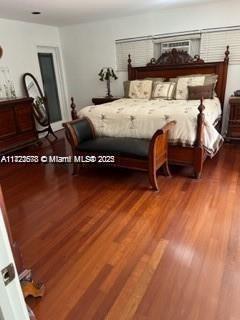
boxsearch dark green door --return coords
[38,53,62,123]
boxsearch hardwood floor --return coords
[1,131,240,320]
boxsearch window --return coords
[200,29,240,64]
[115,27,240,72]
[116,38,153,71]
[153,33,201,59]
[161,40,191,54]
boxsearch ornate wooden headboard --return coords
[128,46,230,107]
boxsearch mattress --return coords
[78,98,223,157]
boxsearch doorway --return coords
[0,209,29,320]
[37,47,67,131]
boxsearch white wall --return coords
[60,0,240,134]
[0,19,67,103]
[1,2,240,133]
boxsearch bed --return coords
[70,46,229,178]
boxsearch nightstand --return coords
[227,96,240,141]
[92,97,121,105]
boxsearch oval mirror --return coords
[23,73,57,140]
[23,73,49,127]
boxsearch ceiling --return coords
[0,0,221,27]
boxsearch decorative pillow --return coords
[152,81,176,100]
[183,74,218,96]
[129,80,153,99]
[169,78,178,83]
[168,78,178,97]
[123,81,130,98]
[175,76,205,100]
[176,74,218,88]
[124,79,160,98]
[204,74,218,86]
[144,77,165,83]
[188,84,215,100]
[175,73,218,86]
[204,74,218,96]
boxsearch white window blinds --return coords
[116,39,153,71]
[200,29,240,64]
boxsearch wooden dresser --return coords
[227,96,240,141]
[0,98,38,154]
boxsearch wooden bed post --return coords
[224,45,230,63]
[196,98,205,148]
[128,54,132,80]
[71,97,78,120]
[194,98,205,179]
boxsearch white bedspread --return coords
[78,98,223,157]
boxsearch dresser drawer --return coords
[15,103,35,132]
[228,126,240,138]
[0,107,17,138]
[0,131,37,152]
[229,104,240,120]
[0,98,38,154]
[228,120,240,126]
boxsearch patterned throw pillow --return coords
[188,84,215,100]
[144,77,166,83]
[170,74,218,99]
[204,74,218,97]
[175,74,218,87]
[124,79,164,98]
[129,80,153,99]
[175,76,205,100]
[204,74,218,86]
[152,82,176,100]
[123,81,130,98]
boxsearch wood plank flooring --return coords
[1,132,240,320]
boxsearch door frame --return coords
[0,210,30,320]
[37,46,69,131]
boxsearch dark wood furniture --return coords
[63,118,175,191]
[92,97,121,105]
[0,185,45,319]
[70,47,229,178]
[226,96,240,141]
[127,47,230,178]
[0,97,38,155]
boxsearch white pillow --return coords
[152,82,176,100]
[175,76,205,100]
[129,80,152,99]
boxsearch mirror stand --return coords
[34,96,57,140]
[23,73,57,142]
[37,124,58,141]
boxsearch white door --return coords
[37,46,68,132]
[0,209,29,320]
